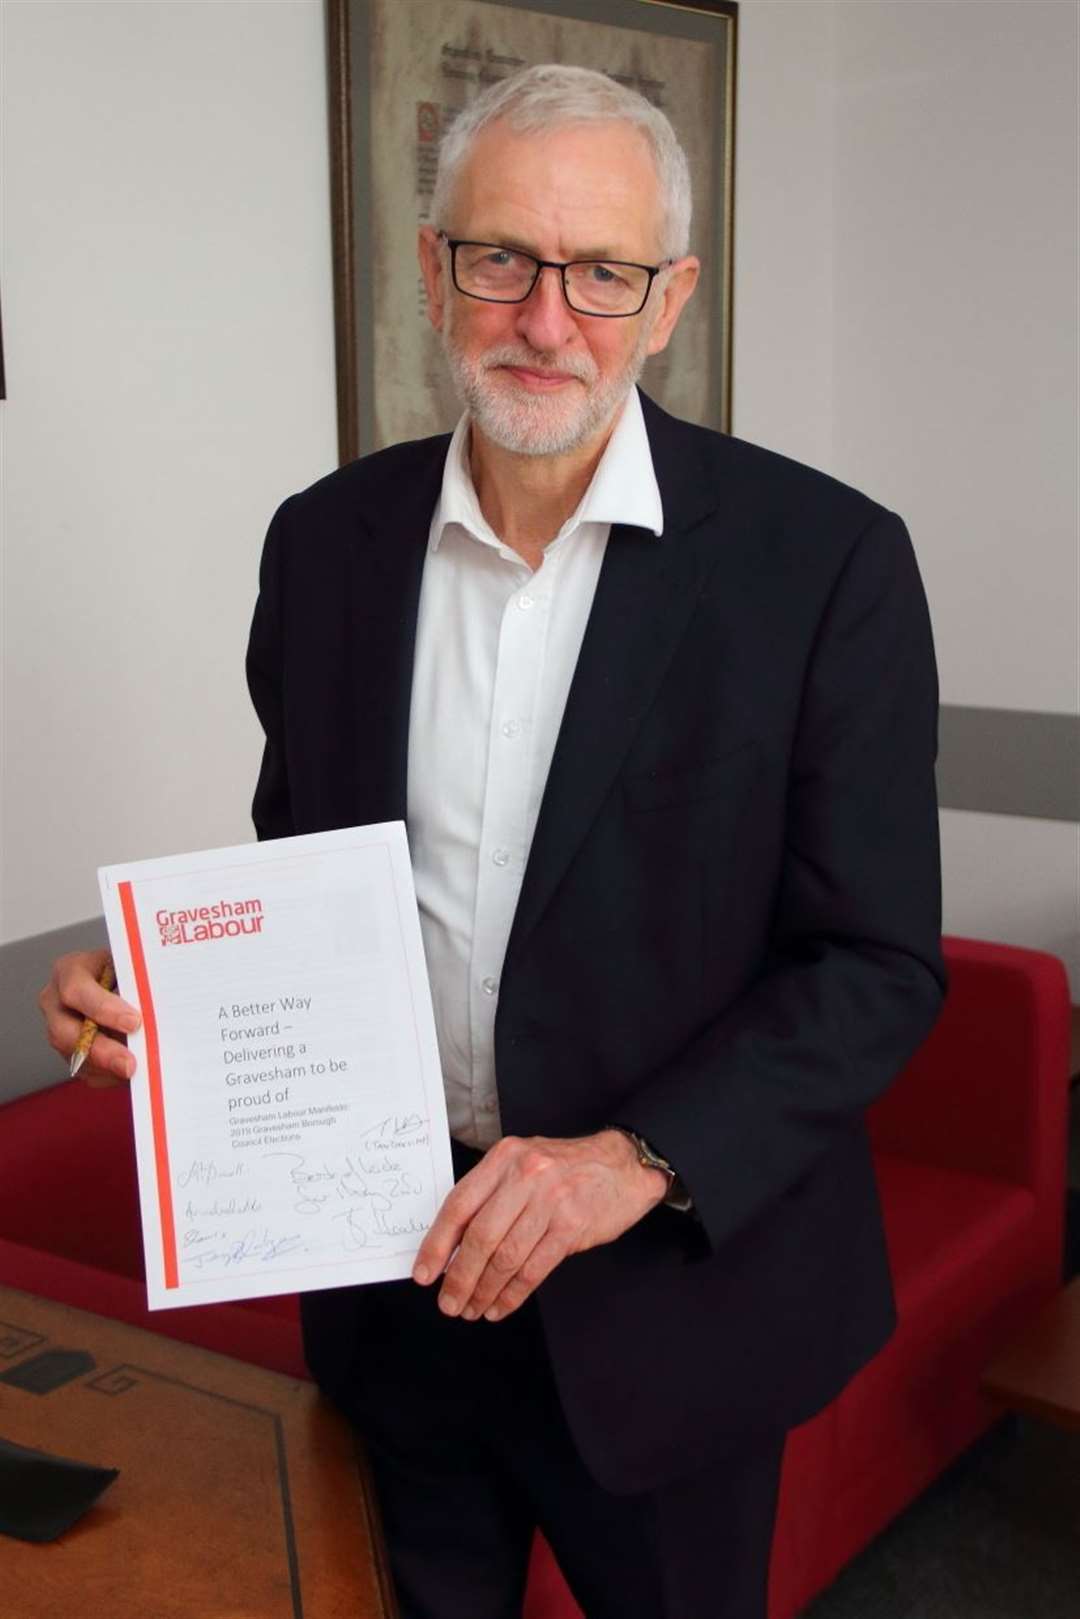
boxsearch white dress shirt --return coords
[406,387,664,1150]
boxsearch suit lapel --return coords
[345,405,728,955]
[343,441,446,824]
[506,399,725,962]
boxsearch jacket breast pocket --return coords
[622,739,759,815]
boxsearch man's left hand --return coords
[412,1129,668,1322]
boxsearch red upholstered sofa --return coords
[1,937,1070,1618]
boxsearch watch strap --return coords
[609,1127,694,1214]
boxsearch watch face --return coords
[639,1141,671,1175]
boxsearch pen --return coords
[70,960,118,1078]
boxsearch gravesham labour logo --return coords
[156,898,265,946]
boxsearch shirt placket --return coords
[467,558,556,1144]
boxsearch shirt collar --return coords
[429,385,664,554]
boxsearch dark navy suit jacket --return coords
[246,393,945,1494]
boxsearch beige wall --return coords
[2,0,1077,986]
[1,0,337,939]
[823,1,1078,985]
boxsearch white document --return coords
[98,823,453,1310]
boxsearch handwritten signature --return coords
[183,1196,262,1220]
[262,1150,424,1217]
[332,1205,430,1250]
[176,1159,245,1189]
[357,1113,428,1143]
[183,1227,307,1269]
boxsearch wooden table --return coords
[982,1277,1080,1433]
[0,1285,397,1618]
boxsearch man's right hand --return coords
[39,950,141,1087]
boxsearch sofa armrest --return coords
[868,936,1072,1196]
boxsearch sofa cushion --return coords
[835,1152,1038,1478]
[0,1079,300,1337]
[0,1079,143,1275]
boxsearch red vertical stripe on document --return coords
[118,881,179,1290]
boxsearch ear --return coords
[418,226,448,333]
[645,256,701,358]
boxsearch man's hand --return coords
[412,1129,668,1323]
[38,950,141,1086]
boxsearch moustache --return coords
[478,346,598,385]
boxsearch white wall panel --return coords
[941,809,1079,992]
[732,1,836,472]
[1,0,337,941]
[830,2,1079,716]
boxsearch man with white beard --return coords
[42,63,944,1619]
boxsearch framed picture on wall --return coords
[327,0,738,464]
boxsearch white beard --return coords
[441,300,654,458]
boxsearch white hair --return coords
[431,63,693,260]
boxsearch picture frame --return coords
[327,0,738,464]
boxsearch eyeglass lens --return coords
[453,244,651,315]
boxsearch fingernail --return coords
[412,1263,429,1285]
[121,1014,140,1033]
[461,1306,479,1322]
[118,1055,134,1078]
[484,1307,503,1322]
[439,1293,461,1316]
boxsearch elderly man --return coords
[42,64,944,1619]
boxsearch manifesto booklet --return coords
[98,823,453,1310]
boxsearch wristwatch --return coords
[610,1127,694,1214]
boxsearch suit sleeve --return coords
[618,510,946,1255]
[246,499,296,843]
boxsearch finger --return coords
[456,1205,551,1320]
[85,1031,136,1084]
[42,948,110,1023]
[54,952,140,1032]
[412,1182,485,1285]
[76,1028,135,1085]
[482,1232,568,1322]
[412,1144,517,1283]
[42,997,135,1082]
[435,1184,530,1316]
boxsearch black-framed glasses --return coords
[439,234,671,319]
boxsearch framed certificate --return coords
[327,0,738,461]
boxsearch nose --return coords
[514,264,580,352]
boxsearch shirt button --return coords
[502,719,521,738]
[517,593,535,611]
[481,977,498,996]
[480,1096,497,1112]
[492,848,510,868]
